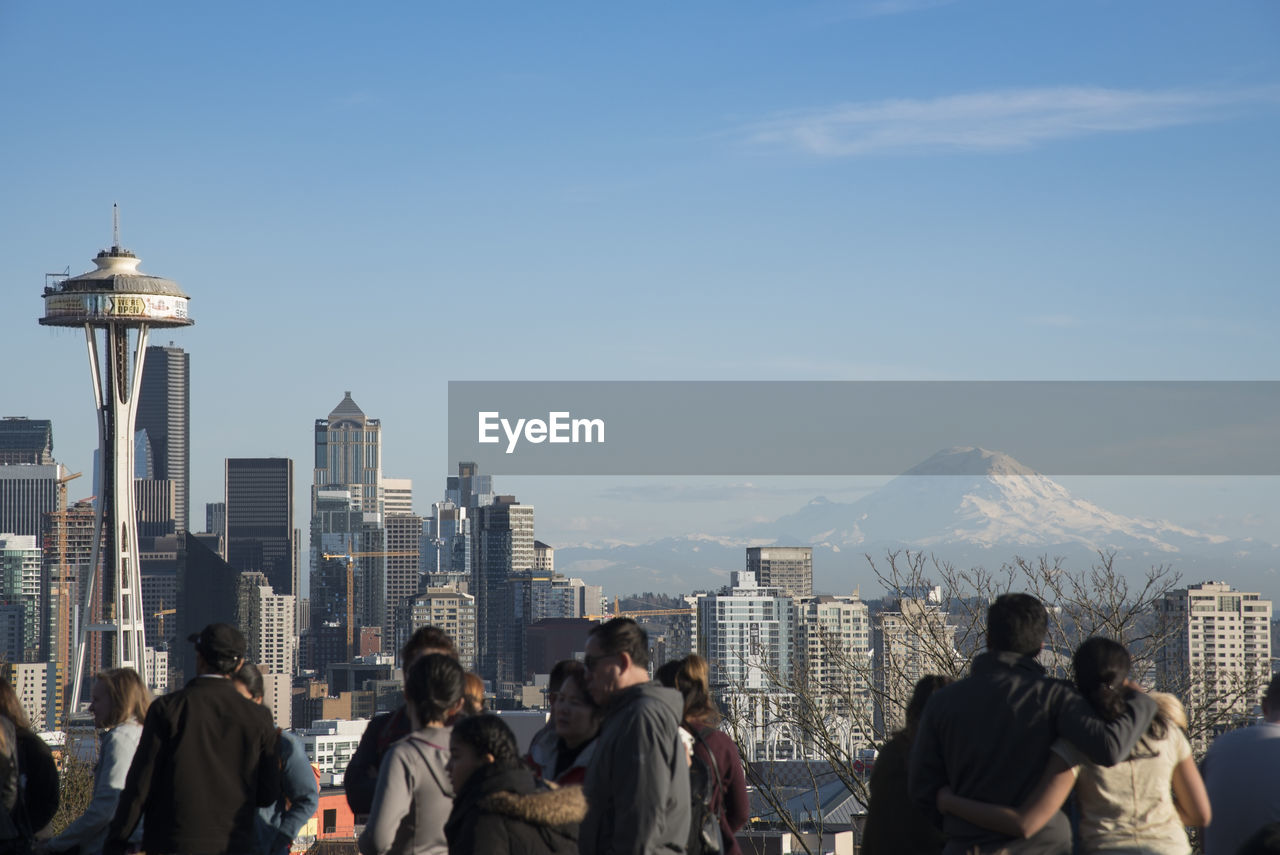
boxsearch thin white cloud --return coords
[845,0,958,18]
[747,85,1280,156]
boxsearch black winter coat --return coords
[445,765,585,855]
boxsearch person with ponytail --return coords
[359,653,466,855]
[656,655,750,855]
[937,637,1211,854]
[444,714,586,855]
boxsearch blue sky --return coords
[2,2,1278,595]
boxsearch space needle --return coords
[40,208,193,706]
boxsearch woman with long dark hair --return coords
[938,637,1211,854]
[862,674,954,855]
[359,653,466,855]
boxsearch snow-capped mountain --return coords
[554,447,1277,595]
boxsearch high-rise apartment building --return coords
[695,572,798,761]
[237,571,298,681]
[136,344,190,531]
[697,571,795,692]
[1,661,59,731]
[1158,581,1273,744]
[473,496,534,685]
[226,458,299,598]
[0,418,53,465]
[746,546,813,598]
[796,593,874,749]
[394,588,477,671]
[873,589,959,735]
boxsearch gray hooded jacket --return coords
[580,681,690,855]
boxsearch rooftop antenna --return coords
[112,203,120,249]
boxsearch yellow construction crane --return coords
[321,549,419,659]
[585,596,694,621]
[153,599,177,643]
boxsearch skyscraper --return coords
[473,496,534,685]
[0,463,66,538]
[383,514,423,651]
[746,546,813,598]
[136,344,190,532]
[313,392,382,515]
[0,534,42,661]
[225,458,299,598]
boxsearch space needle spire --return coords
[40,211,194,706]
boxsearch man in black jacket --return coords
[104,623,281,855]
[909,593,1158,855]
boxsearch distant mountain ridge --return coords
[554,447,1278,595]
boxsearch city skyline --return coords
[3,3,1278,602]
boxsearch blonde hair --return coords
[1151,691,1187,731]
[96,668,152,727]
[0,678,28,756]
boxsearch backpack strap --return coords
[686,724,723,821]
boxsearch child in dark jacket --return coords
[444,714,586,855]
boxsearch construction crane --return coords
[153,599,177,644]
[321,548,419,660]
[585,596,694,621]
[49,470,81,724]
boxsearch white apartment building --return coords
[144,647,169,694]
[697,571,795,691]
[299,718,370,785]
[1158,581,1273,743]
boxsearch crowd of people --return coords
[8,593,1279,854]
[350,617,749,855]
[864,592,1280,855]
[5,617,746,855]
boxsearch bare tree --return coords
[719,549,1197,849]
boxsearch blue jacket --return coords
[49,722,144,855]
[258,730,319,855]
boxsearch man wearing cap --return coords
[104,623,282,855]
